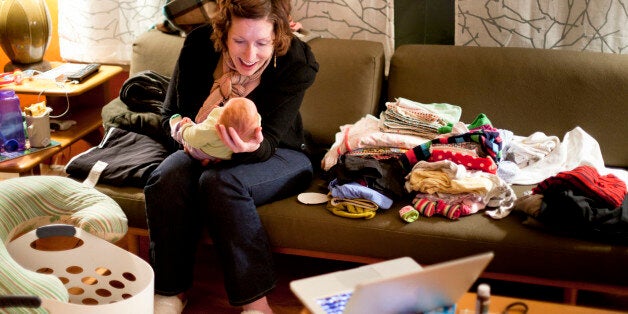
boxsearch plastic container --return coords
[475,283,490,314]
[0,89,26,152]
[6,224,154,313]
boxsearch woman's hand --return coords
[216,124,263,153]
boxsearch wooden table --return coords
[299,292,625,314]
[455,293,622,314]
[0,63,123,176]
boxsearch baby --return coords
[170,97,261,161]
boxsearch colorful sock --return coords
[412,198,436,217]
[438,122,454,134]
[435,200,463,219]
[467,113,492,130]
[412,198,471,219]
[399,205,420,223]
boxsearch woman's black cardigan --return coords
[161,24,319,163]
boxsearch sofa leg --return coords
[126,227,150,256]
[564,288,578,305]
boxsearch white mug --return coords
[26,110,52,148]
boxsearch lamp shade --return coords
[0,0,52,65]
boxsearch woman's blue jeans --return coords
[144,148,313,306]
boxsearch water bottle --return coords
[0,89,27,152]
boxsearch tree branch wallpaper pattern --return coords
[455,0,628,54]
[58,0,166,64]
[291,0,395,71]
[58,0,396,65]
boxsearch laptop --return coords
[290,251,494,314]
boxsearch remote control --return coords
[66,63,101,83]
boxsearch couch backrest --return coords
[387,45,628,168]
[303,38,384,147]
[131,29,183,76]
[131,30,385,149]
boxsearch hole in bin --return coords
[82,277,98,285]
[122,293,133,299]
[96,289,112,297]
[109,280,125,289]
[66,266,83,274]
[122,272,137,281]
[68,287,84,295]
[82,298,99,305]
[30,236,84,251]
[95,267,112,276]
[59,277,69,284]
[36,267,54,274]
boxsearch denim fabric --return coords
[145,148,313,305]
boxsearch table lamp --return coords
[0,0,52,71]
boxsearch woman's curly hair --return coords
[211,0,293,56]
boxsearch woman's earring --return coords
[274,53,277,68]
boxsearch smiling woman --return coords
[145,1,319,313]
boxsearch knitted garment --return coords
[119,70,170,114]
[533,165,627,208]
[411,197,473,219]
[326,197,379,219]
[195,52,270,123]
[400,130,503,172]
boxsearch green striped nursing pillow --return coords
[0,175,127,310]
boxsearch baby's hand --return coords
[180,117,192,126]
[170,115,194,143]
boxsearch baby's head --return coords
[218,97,261,142]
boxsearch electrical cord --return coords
[502,301,529,314]
[35,80,72,119]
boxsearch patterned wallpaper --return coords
[58,0,166,64]
[291,0,395,70]
[58,0,396,65]
[455,0,627,54]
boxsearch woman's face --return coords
[227,16,275,76]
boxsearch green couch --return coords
[94,29,628,304]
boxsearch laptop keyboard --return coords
[317,291,353,314]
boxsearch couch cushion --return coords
[257,179,628,287]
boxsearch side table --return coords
[0,63,124,176]
[299,292,625,314]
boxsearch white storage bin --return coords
[6,224,153,313]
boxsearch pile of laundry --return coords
[321,97,628,235]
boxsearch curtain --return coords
[455,0,627,54]
[292,0,395,72]
[58,0,167,65]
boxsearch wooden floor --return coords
[143,241,361,314]
[154,241,628,314]
[1,169,627,313]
